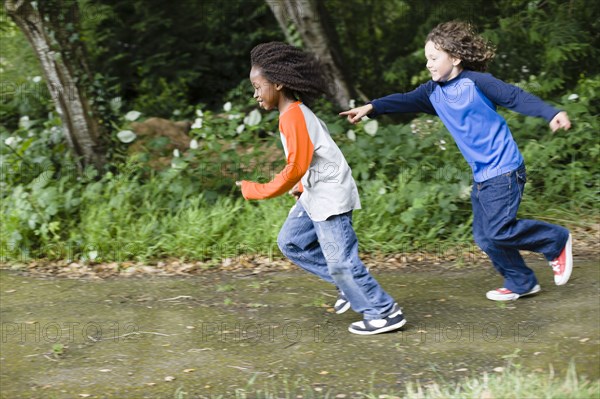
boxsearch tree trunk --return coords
[266,0,355,109]
[5,0,105,171]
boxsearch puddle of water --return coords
[1,259,598,398]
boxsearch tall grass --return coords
[179,363,599,399]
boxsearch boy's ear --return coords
[274,83,284,91]
[452,57,462,67]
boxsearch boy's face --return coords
[249,66,281,111]
[425,41,462,82]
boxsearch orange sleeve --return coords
[241,105,313,200]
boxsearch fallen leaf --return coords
[99,369,111,372]
[318,370,329,375]
[78,395,91,398]
[164,376,175,382]
[455,368,468,372]
[146,382,156,386]
[183,368,195,373]
[580,338,590,343]
[5,290,16,293]
[493,367,504,372]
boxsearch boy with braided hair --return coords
[236,42,406,335]
[341,21,573,301]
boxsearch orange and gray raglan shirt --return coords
[240,101,361,222]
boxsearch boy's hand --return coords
[235,181,242,187]
[289,182,302,200]
[339,104,374,124]
[550,111,571,132]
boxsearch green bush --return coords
[1,76,598,263]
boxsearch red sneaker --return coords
[550,234,573,286]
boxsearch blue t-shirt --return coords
[369,70,560,182]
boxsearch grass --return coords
[397,363,599,399]
[172,363,599,399]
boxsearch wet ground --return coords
[1,257,598,398]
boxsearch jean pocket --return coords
[516,170,527,183]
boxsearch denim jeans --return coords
[277,201,396,320]
[471,163,570,294]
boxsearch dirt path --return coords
[1,256,598,398]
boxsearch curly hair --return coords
[426,21,496,72]
[250,42,331,107]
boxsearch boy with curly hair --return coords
[341,21,573,301]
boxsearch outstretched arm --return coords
[339,83,437,124]
[468,71,565,123]
[339,104,374,124]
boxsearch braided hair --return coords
[426,21,495,72]
[250,42,331,108]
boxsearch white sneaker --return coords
[334,291,351,314]
[348,303,406,335]
[486,284,541,301]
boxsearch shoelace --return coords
[550,260,561,273]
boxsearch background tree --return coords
[266,0,357,108]
[5,0,105,170]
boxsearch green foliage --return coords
[83,0,282,118]
[4,0,598,128]
[504,76,599,216]
[1,113,83,254]
[2,1,598,263]
[2,75,598,262]
[491,0,600,95]
[323,0,599,105]
[0,101,285,262]
[0,17,53,131]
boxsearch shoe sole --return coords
[555,234,573,286]
[335,302,351,314]
[486,284,541,301]
[348,318,407,335]
[486,292,519,301]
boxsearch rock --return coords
[93,262,119,276]
[128,117,192,170]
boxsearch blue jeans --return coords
[277,201,396,320]
[471,163,569,294]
